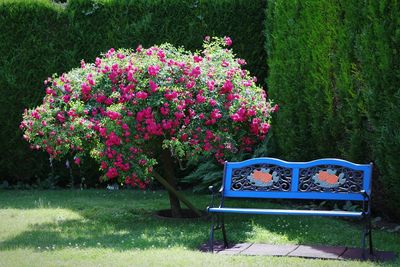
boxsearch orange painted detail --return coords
[252,170,273,183]
[318,171,339,184]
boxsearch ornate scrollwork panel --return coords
[230,164,292,192]
[298,165,364,193]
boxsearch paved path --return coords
[200,243,396,262]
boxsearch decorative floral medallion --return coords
[312,169,346,188]
[231,164,292,192]
[248,168,279,187]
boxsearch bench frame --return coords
[207,158,373,257]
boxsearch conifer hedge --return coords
[0,0,266,187]
[266,0,400,219]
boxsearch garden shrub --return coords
[0,0,266,186]
[20,37,276,186]
[266,0,400,220]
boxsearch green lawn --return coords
[0,190,398,266]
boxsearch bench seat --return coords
[208,207,364,217]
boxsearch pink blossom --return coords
[164,91,178,100]
[224,36,232,46]
[193,55,203,63]
[107,111,122,120]
[63,94,70,103]
[149,80,158,92]
[237,58,246,65]
[136,91,148,100]
[45,87,53,95]
[207,80,215,91]
[260,123,270,134]
[106,167,118,179]
[81,83,91,95]
[186,81,195,89]
[221,80,233,94]
[221,60,229,67]
[160,107,169,116]
[196,94,206,104]
[56,112,65,123]
[210,109,222,119]
[148,65,160,76]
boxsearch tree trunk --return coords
[161,149,183,217]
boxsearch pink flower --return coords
[148,65,160,76]
[107,111,122,120]
[45,87,53,95]
[210,109,222,119]
[224,36,232,46]
[221,80,233,94]
[164,91,178,100]
[186,81,195,89]
[149,80,158,92]
[237,58,246,65]
[136,91,148,100]
[196,94,206,104]
[81,83,91,95]
[160,107,169,116]
[260,123,270,134]
[221,60,229,67]
[56,112,65,123]
[63,94,70,103]
[101,161,108,170]
[106,167,118,179]
[74,157,81,165]
[207,80,215,91]
[193,55,203,63]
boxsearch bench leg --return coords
[220,215,228,248]
[361,215,373,259]
[368,216,373,255]
[209,214,216,253]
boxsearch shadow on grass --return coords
[0,190,398,256]
[0,190,253,251]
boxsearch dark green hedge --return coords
[266,0,400,219]
[0,0,266,187]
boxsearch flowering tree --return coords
[20,37,277,217]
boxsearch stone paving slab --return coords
[200,242,397,262]
[242,244,299,256]
[339,248,397,262]
[218,243,252,255]
[288,245,346,259]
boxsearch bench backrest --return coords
[222,158,372,201]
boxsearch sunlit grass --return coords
[0,190,398,266]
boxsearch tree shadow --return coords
[0,190,255,251]
[1,190,398,256]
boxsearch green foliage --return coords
[0,0,266,186]
[266,0,400,219]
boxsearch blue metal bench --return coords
[207,158,373,257]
